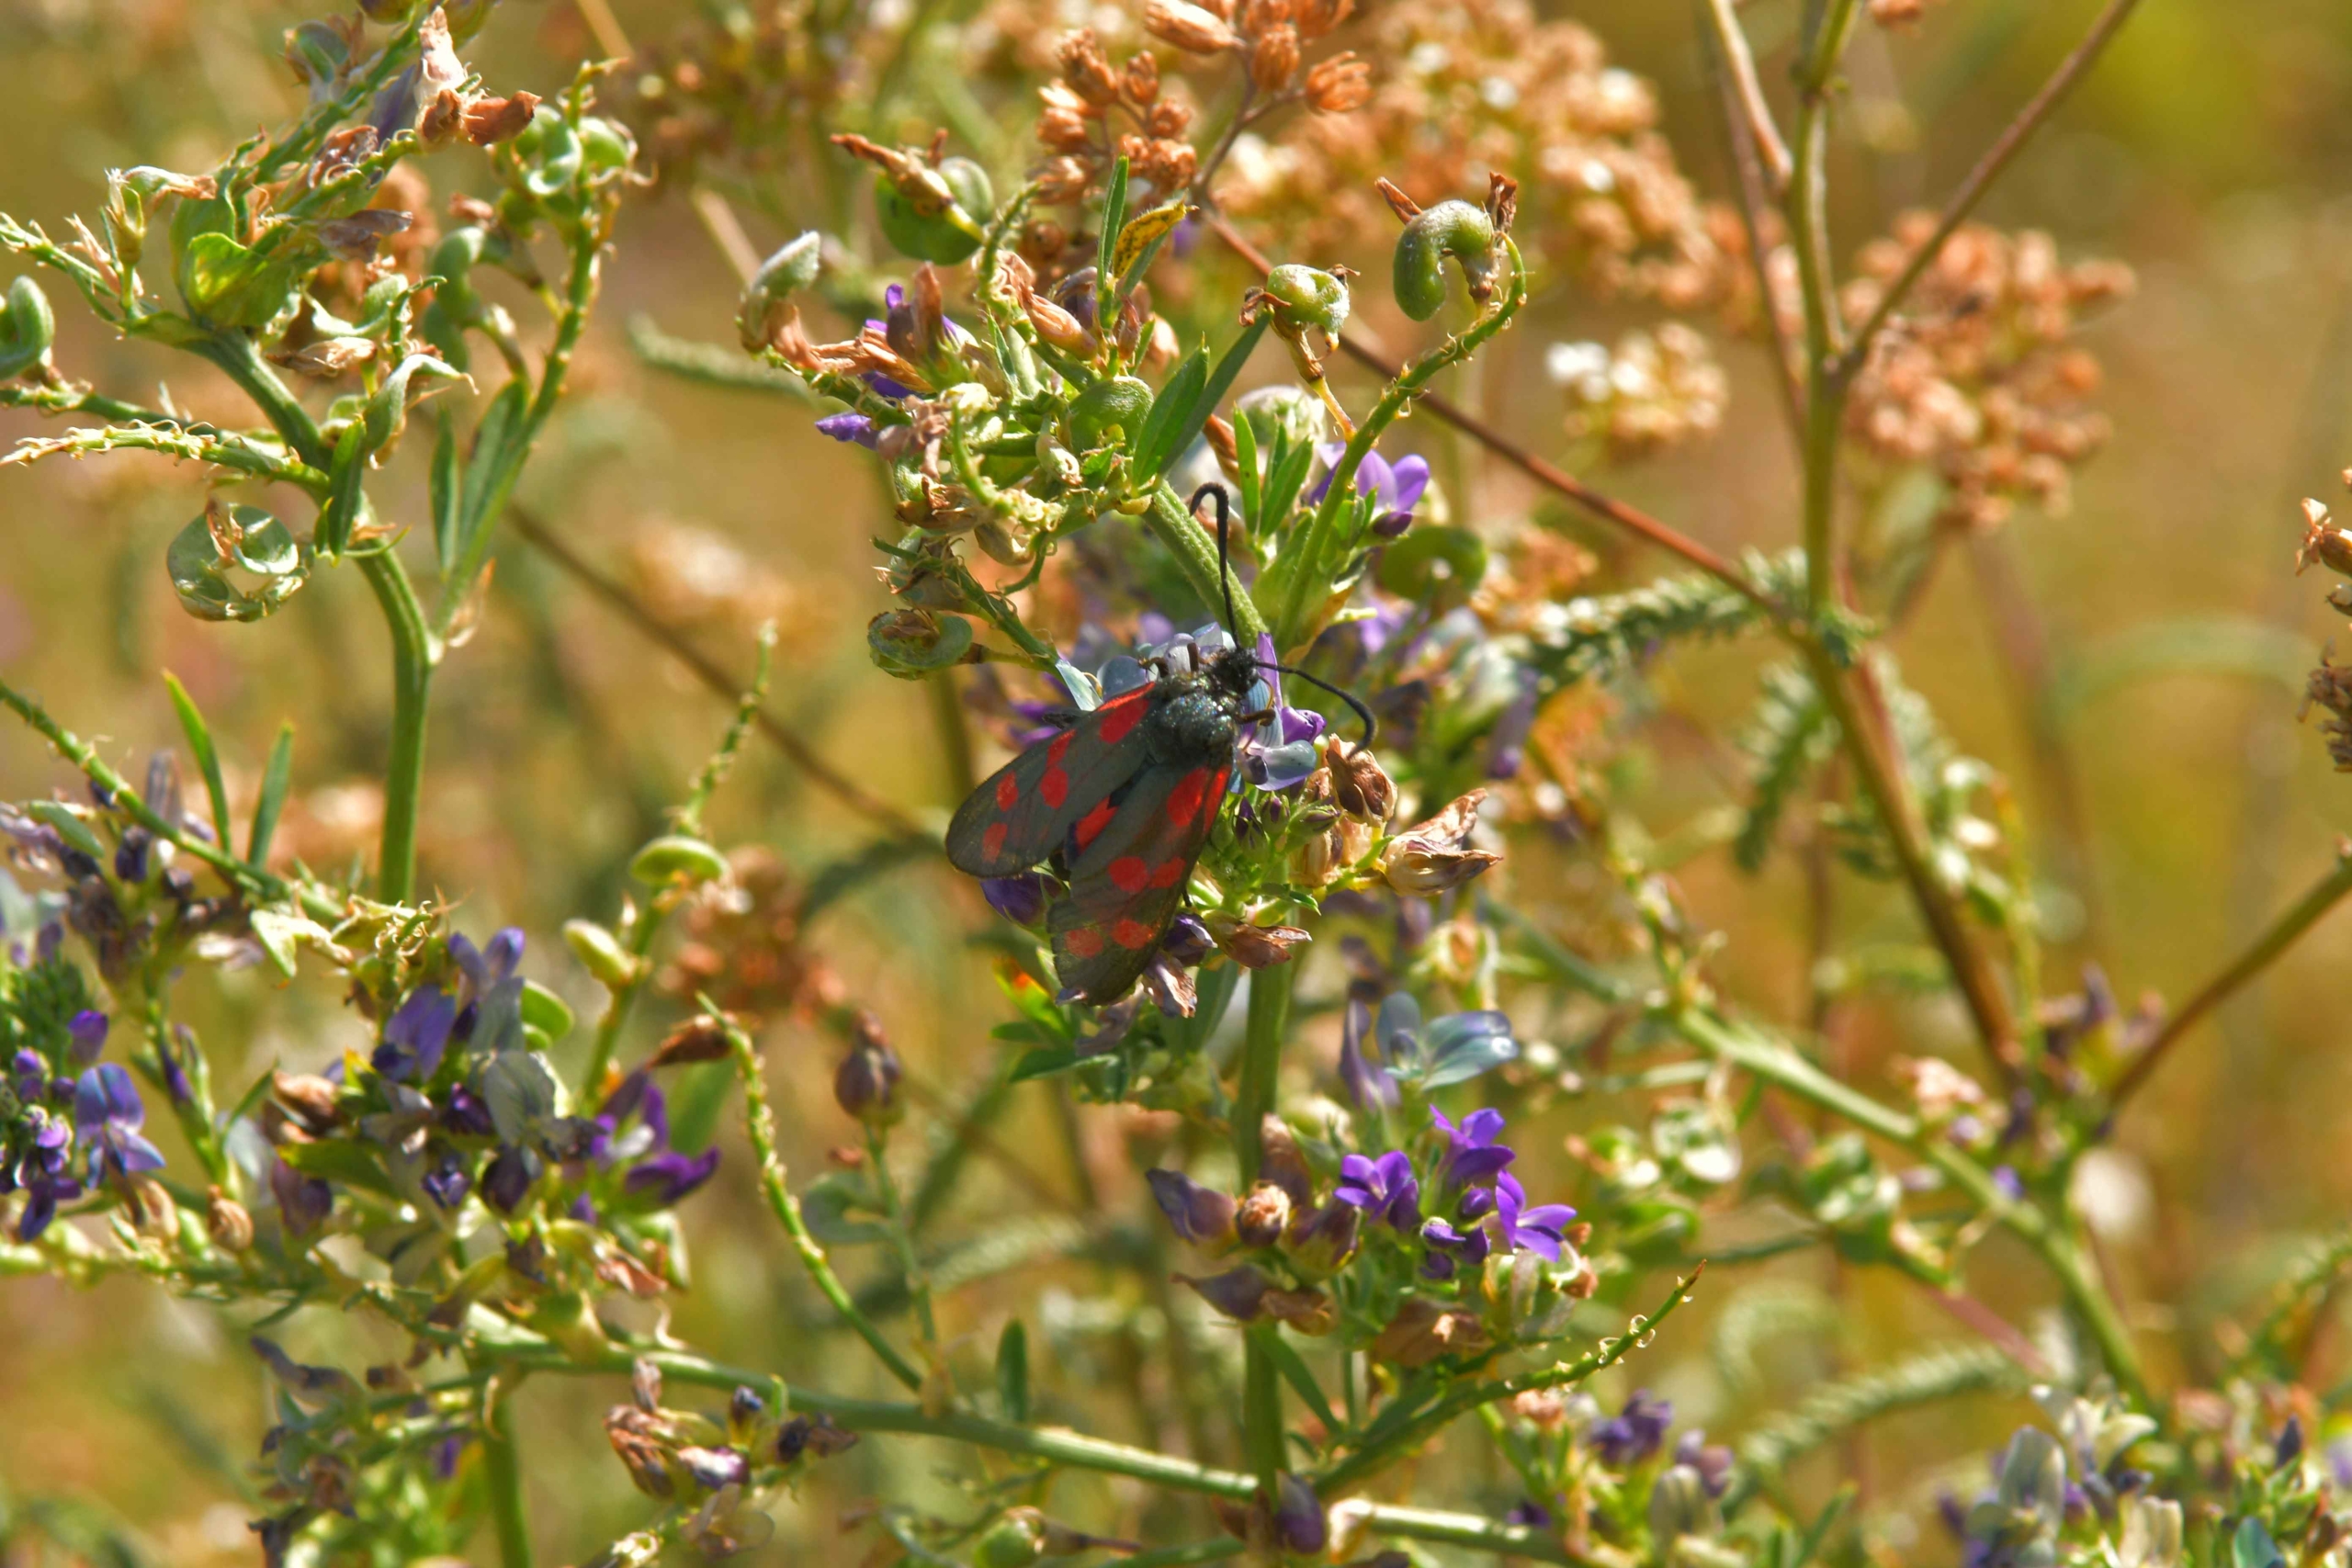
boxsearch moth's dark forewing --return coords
[944,684,1158,876]
[1047,757,1233,1004]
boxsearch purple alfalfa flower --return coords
[269,1153,333,1236]
[158,1026,195,1107]
[11,1047,48,1104]
[72,1063,164,1185]
[440,1085,497,1138]
[376,985,457,1082]
[1430,1104,1516,1190]
[1147,1168,1238,1249]
[1589,1391,1675,1467]
[481,1145,540,1214]
[10,1112,83,1242]
[1418,1214,1490,1280]
[1505,1500,1553,1529]
[1991,1165,2025,1201]
[1272,1474,1328,1556]
[1493,1172,1576,1261]
[432,1432,469,1483]
[595,1071,670,1164]
[1239,633,1326,791]
[623,1145,719,1208]
[450,928,525,994]
[982,874,1050,927]
[1338,999,1400,1111]
[1675,1430,1735,1498]
[420,1154,471,1212]
[1161,911,1216,966]
[815,411,879,448]
[113,827,153,885]
[1306,445,1431,536]
[1334,1150,1419,1234]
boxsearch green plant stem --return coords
[1314,1269,1701,1496]
[2109,840,2352,1110]
[1148,482,1267,641]
[1233,962,1294,1499]
[1268,243,1527,650]
[865,1123,941,1354]
[582,897,662,1096]
[359,550,437,904]
[719,1010,927,1393]
[481,1387,534,1568]
[1670,1006,2148,1404]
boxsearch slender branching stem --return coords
[1234,963,1294,1499]
[1700,0,1792,193]
[481,1387,535,1568]
[865,1122,943,1355]
[2109,840,2352,1111]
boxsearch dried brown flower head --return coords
[1831,214,2134,526]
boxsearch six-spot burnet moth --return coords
[944,485,1374,1006]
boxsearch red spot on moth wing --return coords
[1112,918,1155,950]
[1149,857,1186,888]
[995,773,1019,810]
[1109,856,1150,894]
[1097,693,1147,744]
[1165,770,1209,827]
[1048,731,1072,763]
[982,823,1008,861]
[1075,799,1117,849]
[1040,767,1069,808]
[1064,925,1105,958]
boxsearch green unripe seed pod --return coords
[868,607,976,677]
[738,230,822,351]
[563,919,643,989]
[0,276,57,380]
[876,157,992,265]
[577,116,636,176]
[1261,264,1351,340]
[519,979,576,1042]
[1392,199,1500,321]
[628,834,729,886]
[1066,374,1153,451]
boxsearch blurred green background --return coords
[6,0,2352,1560]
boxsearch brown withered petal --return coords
[1234,1181,1294,1248]
[418,88,465,146]
[651,1014,733,1066]
[594,1249,668,1299]
[1176,1265,1272,1322]
[1370,1296,1491,1368]
[1124,51,1161,106]
[1374,175,1423,223]
[1249,24,1302,93]
[448,192,499,226]
[605,1408,677,1498]
[1056,28,1123,106]
[462,91,539,147]
[270,336,377,378]
[1295,0,1354,38]
[317,209,413,262]
[1257,1114,1313,1206]
[1148,97,1195,139]
[1328,740,1396,822]
[1304,51,1372,114]
[1204,413,1239,479]
[207,1186,254,1252]
[271,1070,343,1129]
[1039,104,1095,153]
[631,1357,664,1414]
[1034,156,1094,204]
[1214,921,1310,967]
[1144,0,1239,53]
[1262,1289,1337,1335]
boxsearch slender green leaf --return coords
[1164,317,1267,481]
[1235,405,1261,529]
[162,671,232,852]
[1261,1330,1338,1438]
[1010,1047,1080,1082]
[457,378,528,563]
[430,412,460,572]
[318,419,366,559]
[1095,157,1130,332]
[1134,342,1208,481]
[995,1318,1031,1424]
[25,801,104,863]
[246,723,294,865]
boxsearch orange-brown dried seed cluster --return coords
[1544,323,1728,462]
[1218,0,1741,310]
[1030,27,1201,205]
[1832,213,2134,527]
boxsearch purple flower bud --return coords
[1431,1104,1516,1190]
[66,1010,108,1066]
[378,986,457,1082]
[113,828,153,885]
[1147,1168,1238,1250]
[1174,1265,1272,1322]
[982,874,1050,926]
[1161,912,1216,966]
[815,411,880,448]
[1675,1430,1734,1497]
[623,1146,719,1208]
[421,1156,471,1211]
[73,1064,164,1183]
[1334,1150,1419,1234]
[1338,1001,1400,1111]
[1589,1391,1674,1466]
[482,1145,539,1213]
[269,1155,333,1236]
[833,1018,902,1127]
[1273,1474,1328,1555]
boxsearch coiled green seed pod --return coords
[1392,199,1499,321]
[1066,374,1153,451]
[1260,264,1351,340]
[876,157,992,265]
[628,834,729,886]
[0,277,57,380]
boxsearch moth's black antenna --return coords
[1189,483,1242,646]
[1264,660,1378,752]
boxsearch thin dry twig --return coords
[1203,210,1784,623]
[507,504,930,839]
[1700,0,1791,195]
[1836,0,2144,378]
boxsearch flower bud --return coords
[738,231,823,353]
[981,874,1051,927]
[1148,1168,1238,1250]
[1249,23,1301,92]
[1284,1200,1360,1277]
[1067,374,1155,451]
[629,835,729,887]
[775,1412,858,1463]
[1273,1474,1328,1555]
[1143,0,1238,52]
[566,919,644,989]
[1256,1114,1313,1205]
[833,1013,903,1127]
[0,276,59,381]
[1234,1180,1293,1248]
[207,1186,254,1252]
